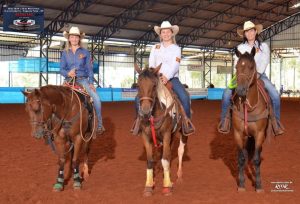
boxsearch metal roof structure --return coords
[0,0,299,50]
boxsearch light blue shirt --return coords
[149,43,181,80]
[234,41,270,75]
[60,47,94,84]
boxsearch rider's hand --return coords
[68,69,76,78]
[159,74,168,85]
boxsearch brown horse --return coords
[23,85,96,191]
[232,47,271,193]
[134,64,188,196]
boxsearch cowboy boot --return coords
[130,117,141,136]
[172,95,195,136]
[218,108,232,134]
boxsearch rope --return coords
[73,89,96,143]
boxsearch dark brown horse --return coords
[134,64,188,196]
[23,85,96,191]
[232,47,270,193]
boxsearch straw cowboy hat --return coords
[237,21,263,37]
[154,21,179,36]
[63,26,85,39]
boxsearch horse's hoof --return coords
[256,188,264,193]
[176,177,183,184]
[143,186,153,197]
[53,183,64,192]
[237,187,246,192]
[73,181,82,190]
[162,187,173,196]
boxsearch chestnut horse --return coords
[232,47,270,193]
[134,64,188,196]
[23,85,96,191]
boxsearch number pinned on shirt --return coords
[78,53,85,59]
[176,57,181,63]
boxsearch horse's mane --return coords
[139,68,157,79]
[38,85,69,105]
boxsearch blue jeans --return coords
[220,74,281,123]
[76,78,103,128]
[220,88,233,123]
[134,78,191,118]
[171,78,191,118]
[260,73,280,121]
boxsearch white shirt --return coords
[149,43,181,80]
[234,41,270,75]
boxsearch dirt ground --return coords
[0,99,299,203]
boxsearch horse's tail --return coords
[246,136,255,161]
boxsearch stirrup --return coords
[182,118,195,136]
[130,117,141,136]
[217,120,231,134]
[273,121,284,136]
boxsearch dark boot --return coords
[217,108,231,134]
[130,117,141,136]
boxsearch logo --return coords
[13,19,35,26]
[271,181,294,192]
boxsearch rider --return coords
[132,21,195,136]
[218,20,283,135]
[60,26,105,135]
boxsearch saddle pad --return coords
[156,80,176,116]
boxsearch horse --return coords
[232,47,271,193]
[134,64,189,196]
[23,85,96,191]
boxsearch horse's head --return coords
[235,47,257,98]
[134,63,161,118]
[22,89,53,139]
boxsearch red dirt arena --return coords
[0,99,299,203]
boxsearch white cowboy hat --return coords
[237,21,263,37]
[154,21,179,36]
[63,26,85,39]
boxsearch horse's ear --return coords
[153,63,162,74]
[251,46,256,57]
[234,47,241,58]
[33,89,41,97]
[134,63,142,74]
[21,90,31,97]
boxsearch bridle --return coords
[138,96,156,118]
[27,99,52,137]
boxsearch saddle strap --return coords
[233,107,269,122]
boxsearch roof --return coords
[1,0,300,50]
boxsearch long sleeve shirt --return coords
[149,43,181,80]
[60,47,94,84]
[234,41,270,75]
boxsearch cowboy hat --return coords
[237,21,263,37]
[63,26,85,39]
[154,21,179,36]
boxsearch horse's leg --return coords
[161,132,173,196]
[142,134,154,197]
[53,156,65,192]
[237,148,248,192]
[253,147,263,192]
[177,135,188,183]
[254,131,265,193]
[72,135,83,190]
[82,141,91,181]
[52,137,66,192]
[64,150,72,182]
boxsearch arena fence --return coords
[0,87,224,104]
